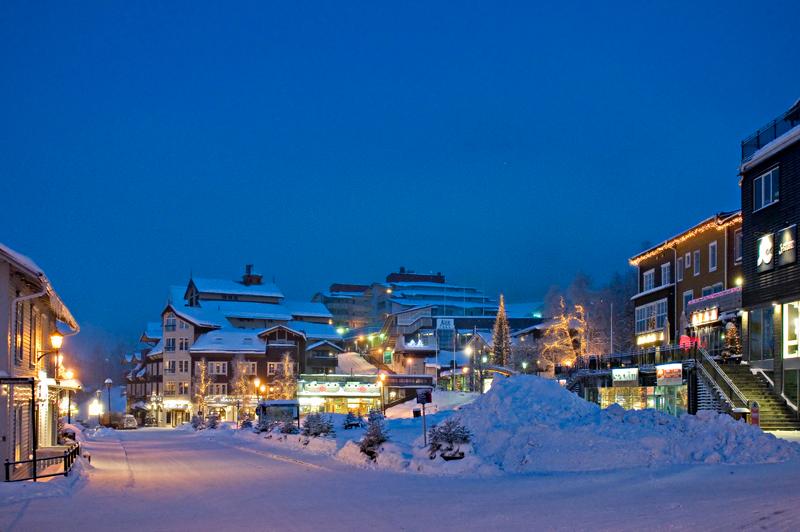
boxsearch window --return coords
[702,286,713,297]
[246,362,257,375]
[167,360,176,373]
[164,382,177,395]
[165,338,176,352]
[685,252,691,268]
[211,383,228,395]
[784,302,800,359]
[734,229,743,264]
[677,257,684,281]
[712,282,724,293]
[179,320,189,330]
[753,167,780,211]
[178,382,189,395]
[267,362,277,375]
[661,263,671,285]
[693,250,701,276]
[209,362,227,375]
[179,338,190,351]
[682,290,694,314]
[708,241,718,272]
[165,314,176,332]
[178,360,189,373]
[635,299,668,334]
[643,269,655,291]
[749,307,775,361]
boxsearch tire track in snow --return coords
[211,438,333,472]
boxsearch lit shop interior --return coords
[581,364,689,416]
[297,375,382,415]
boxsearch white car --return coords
[121,415,138,430]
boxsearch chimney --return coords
[242,264,263,286]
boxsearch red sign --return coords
[749,401,760,427]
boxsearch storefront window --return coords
[749,307,775,361]
[784,302,800,358]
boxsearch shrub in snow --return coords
[191,415,205,431]
[280,419,299,435]
[360,410,389,460]
[239,418,253,430]
[429,417,472,460]
[206,415,219,430]
[301,413,335,438]
[343,411,363,429]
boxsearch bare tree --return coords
[272,353,297,400]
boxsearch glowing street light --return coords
[521,361,529,373]
[50,331,64,349]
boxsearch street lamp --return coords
[104,378,113,420]
[64,369,75,423]
[378,373,387,416]
[522,361,528,374]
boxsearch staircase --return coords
[721,365,800,431]
[695,374,722,413]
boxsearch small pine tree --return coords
[344,411,362,429]
[280,419,299,434]
[360,410,388,459]
[301,413,335,438]
[206,415,219,430]
[428,417,471,459]
[492,294,512,367]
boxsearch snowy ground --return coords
[3,379,800,530]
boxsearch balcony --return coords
[741,101,800,162]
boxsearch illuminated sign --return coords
[778,225,797,267]
[656,363,683,386]
[299,381,380,397]
[437,318,455,330]
[757,233,774,272]
[636,331,664,346]
[691,307,719,327]
[612,368,639,387]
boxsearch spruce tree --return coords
[492,294,512,367]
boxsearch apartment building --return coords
[739,99,800,403]
[127,265,341,426]
[629,212,743,352]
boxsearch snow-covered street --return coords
[3,426,800,531]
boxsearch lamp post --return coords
[64,369,74,423]
[378,373,386,416]
[104,378,113,420]
[522,361,528,374]
[465,345,474,391]
[480,355,488,394]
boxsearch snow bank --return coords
[456,376,798,473]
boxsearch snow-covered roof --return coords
[166,303,223,329]
[190,330,266,354]
[306,340,343,352]
[336,352,379,375]
[0,242,78,330]
[211,300,293,321]
[390,297,496,310]
[287,320,341,341]
[142,321,163,341]
[189,277,284,299]
[285,300,333,319]
[148,339,164,357]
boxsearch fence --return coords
[4,442,81,482]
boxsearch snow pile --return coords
[456,376,798,473]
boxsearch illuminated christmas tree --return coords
[492,294,512,367]
[724,321,742,358]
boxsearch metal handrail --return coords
[695,347,748,409]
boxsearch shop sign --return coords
[437,318,455,330]
[300,381,380,397]
[691,307,719,327]
[656,363,683,386]
[416,389,432,404]
[757,233,774,272]
[778,225,797,267]
[612,368,639,387]
[636,331,664,346]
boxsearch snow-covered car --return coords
[121,415,138,430]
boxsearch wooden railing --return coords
[4,442,81,482]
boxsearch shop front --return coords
[297,375,381,415]
[685,287,742,358]
[163,399,192,427]
[582,364,689,417]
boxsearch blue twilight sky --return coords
[1,1,799,341]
